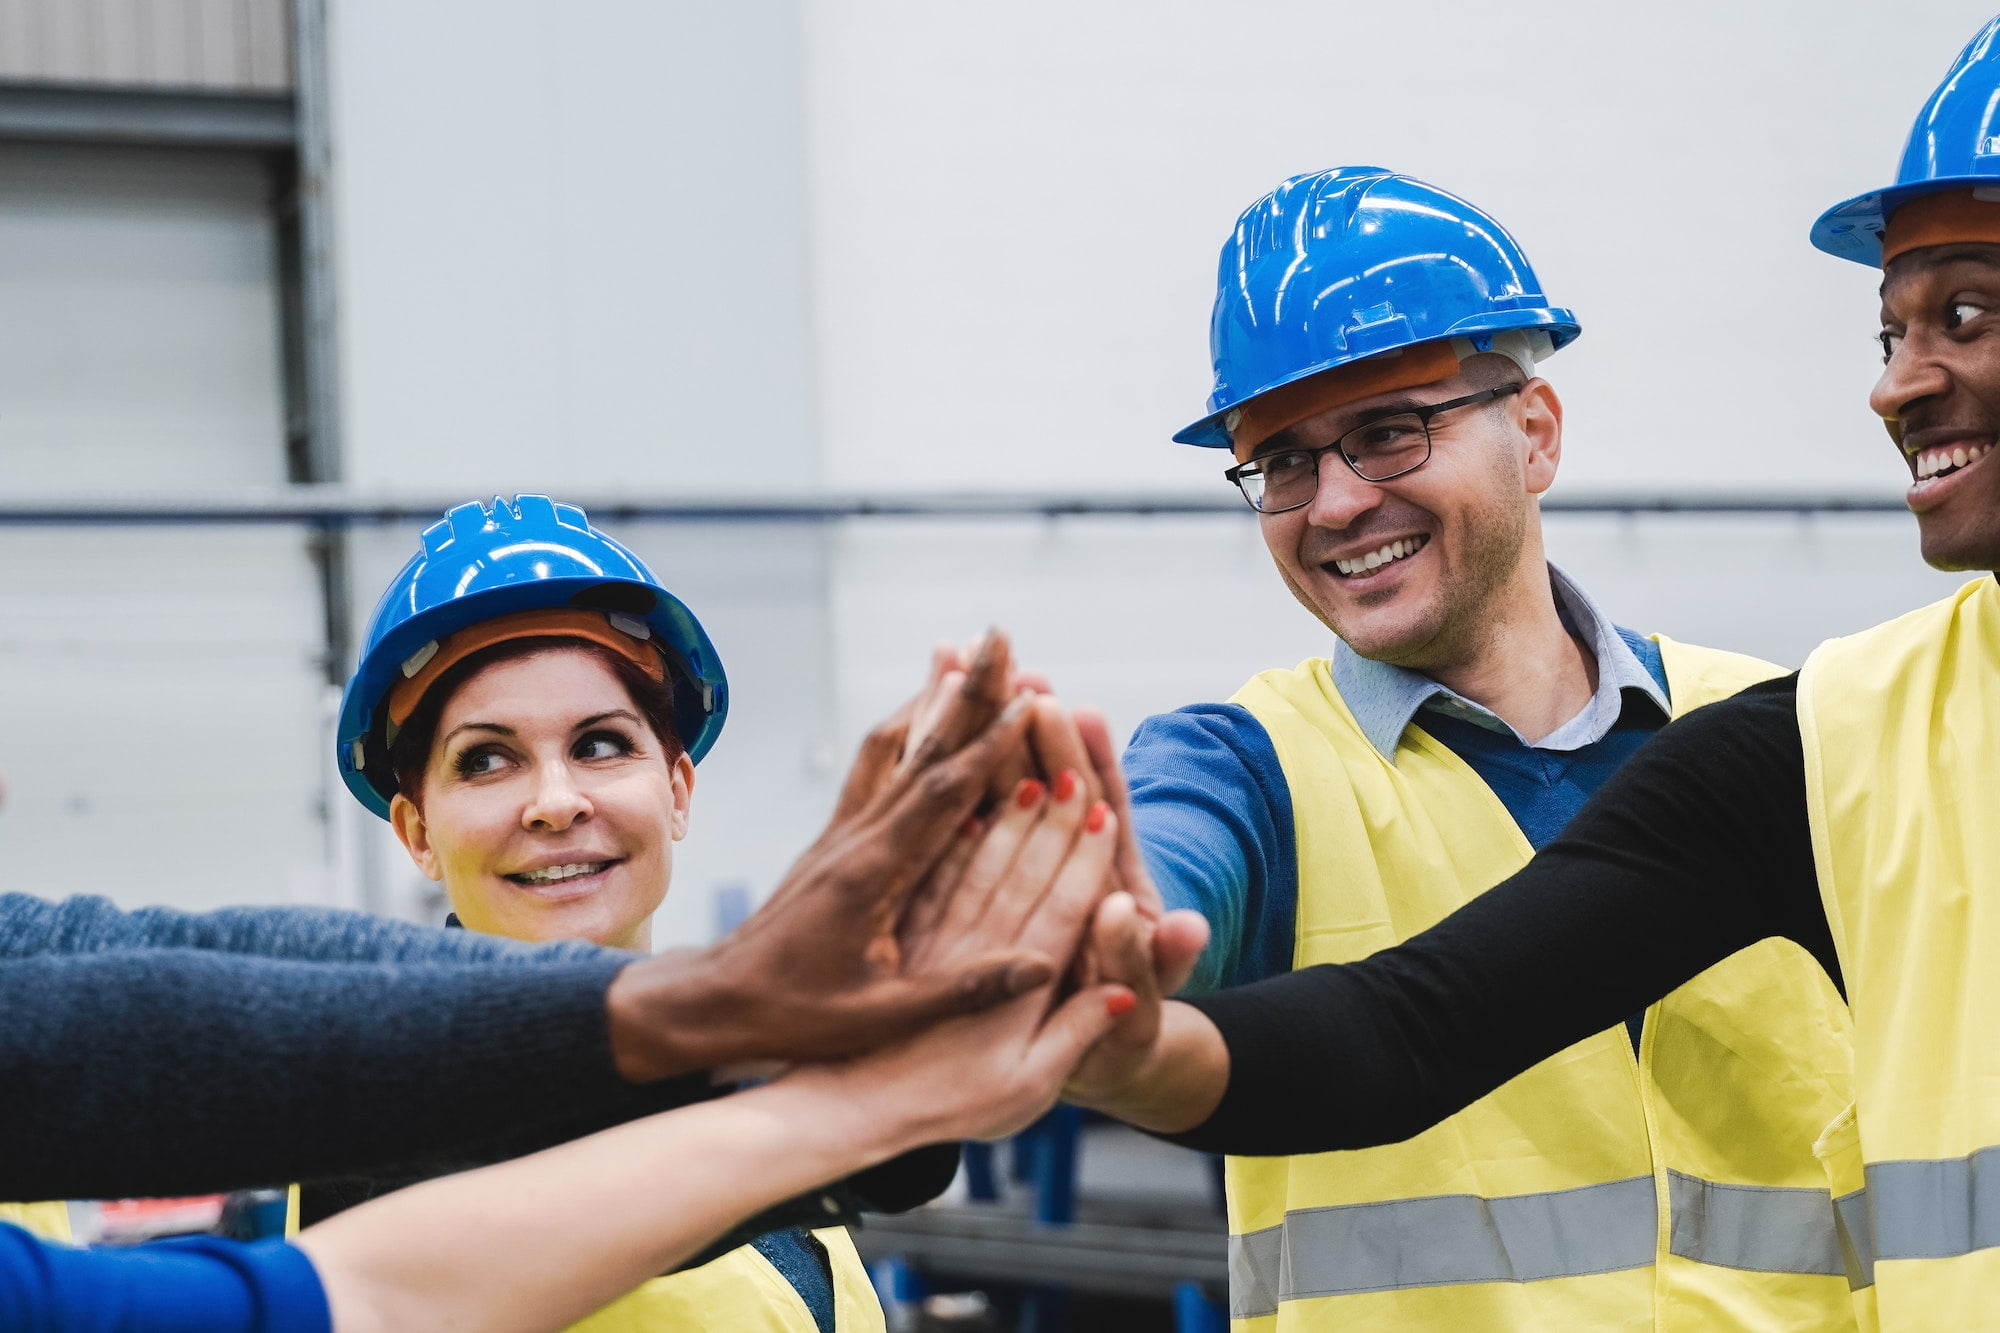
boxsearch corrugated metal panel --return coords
[0,524,329,915]
[0,143,288,493]
[0,0,292,91]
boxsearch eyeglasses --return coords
[1222,383,1522,514]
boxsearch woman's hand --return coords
[301,794,1133,1333]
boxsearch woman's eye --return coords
[1880,330,1902,363]
[1947,301,1987,331]
[574,731,635,761]
[453,746,508,778]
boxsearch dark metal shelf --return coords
[853,1205,1226,1301]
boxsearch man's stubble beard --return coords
[1284,486,1534,672]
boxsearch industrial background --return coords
[0,1,1989,1326]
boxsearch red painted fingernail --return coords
[1086,800,1109,833]
[1014,778,1045,809]
[1106,990,1136,1017]
[1054,769,1078,802]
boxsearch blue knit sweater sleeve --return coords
[0,893,607,967]
[0,1225,330,1333]
[0,946,714,1203]
[1124,705,1297,994]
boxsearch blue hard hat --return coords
[1812,15,2000,266]
[336,494,728,819]
[1177,167,1581,448]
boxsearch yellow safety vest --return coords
[284,1176,882,1331]
[0,1186,879,1330]
[0,1201,69,1242]
[1226,637,1856,1331]
[563,1227,885,1333]
[1799,575,2000,1332]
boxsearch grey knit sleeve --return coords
[0,893,613,967]
[0,947,707,1201]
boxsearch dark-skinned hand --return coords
[604,634,1054,1082]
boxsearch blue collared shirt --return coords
[1127,567,1677,994]
[1333,565,1669,761]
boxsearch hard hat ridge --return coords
[1178,166,1580,449]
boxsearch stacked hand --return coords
[839,636,1214,1143]
[606,630,1213,1147]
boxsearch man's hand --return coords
[606,637,1055,1082]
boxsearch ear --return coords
[389,791,445,881]
[1517,378,1564,495]
[668,752,696,842]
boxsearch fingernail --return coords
[1105,990,1136,1018]
[1085,800,1109,833]
[1054,769,1078,802]
[1015,778,1045,809]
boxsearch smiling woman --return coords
[313,495,887,1333]
[385,639,692,952]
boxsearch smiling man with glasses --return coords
[1107,168,1857,1330]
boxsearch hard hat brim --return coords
[1174,311,1581,449]
[335,578,728,820]
[1810,176,2000,267]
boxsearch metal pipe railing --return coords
[0,487,1914,525]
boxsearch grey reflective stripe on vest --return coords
[1230,1173,1848,1319]
[1665,1171,1846,1276]
[1833,1146,2000,1291]
[1226,1176,1657,1319]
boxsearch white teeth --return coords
[1915,442,1989,480]
[515,862,606,885]
[1334,536,1426,577]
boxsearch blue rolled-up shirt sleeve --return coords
[1124,704,1297,994]
[0,1224,331,1333]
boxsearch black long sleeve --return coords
[1170,674,1837,1157]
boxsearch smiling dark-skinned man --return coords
[1065,17,2000,1333]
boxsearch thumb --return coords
[1153,909,1211,997]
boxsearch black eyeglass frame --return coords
[1222,382,1523,513]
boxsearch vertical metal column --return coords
[288,0,374,909]
[287,0,347,679]
[291,0,341,497]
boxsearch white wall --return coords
[0,142,326,911]
[0,525,329,912]
[799,0,1995,497]
[327,0,820,495]
[310,2,2000,943]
